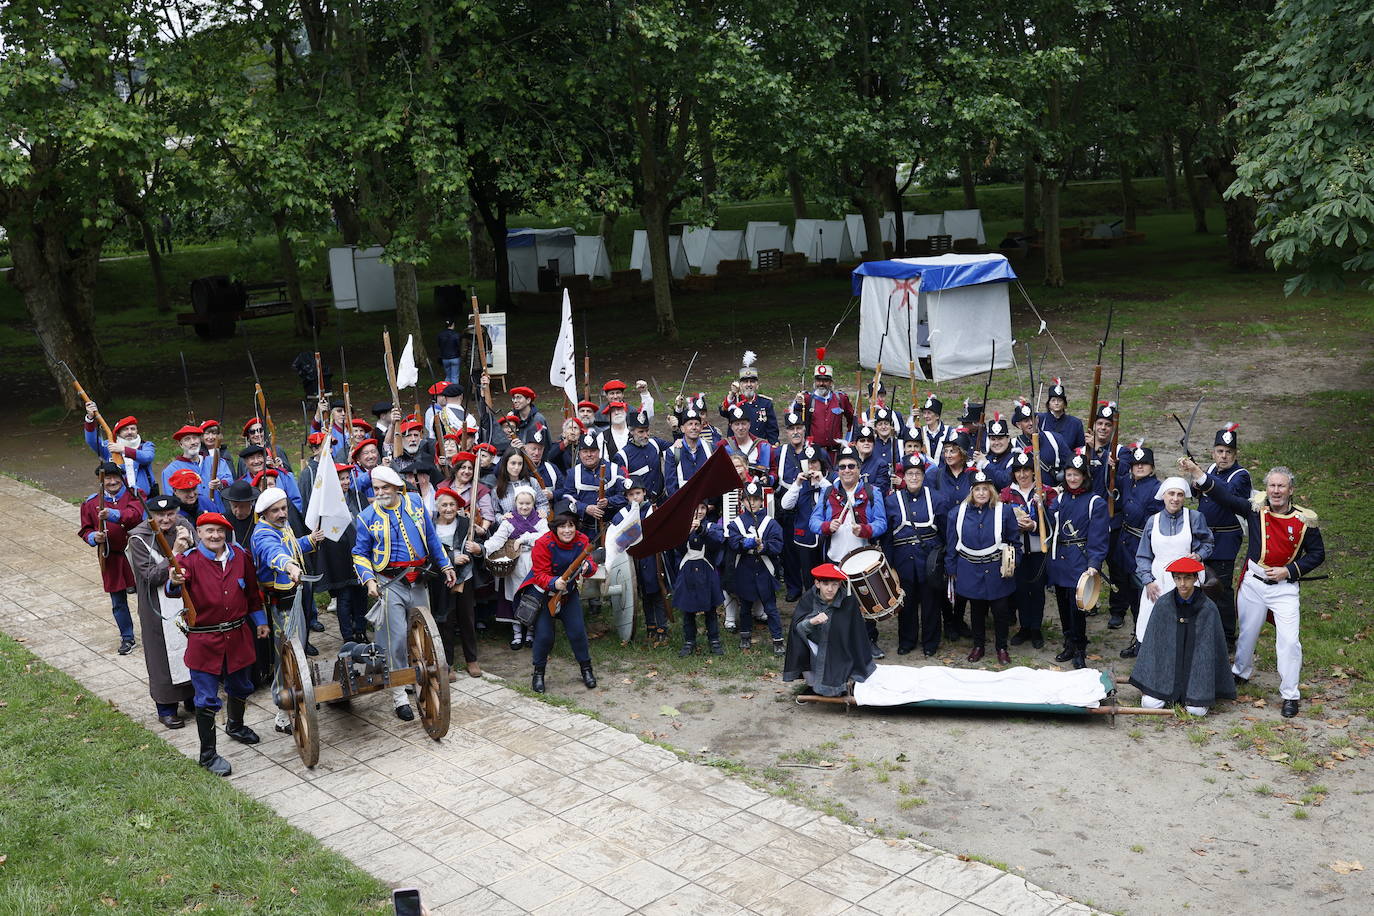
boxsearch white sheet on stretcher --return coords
[853,665,1107,708]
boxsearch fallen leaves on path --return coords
[1329,860,1363,875]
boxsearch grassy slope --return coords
[0,633,390,915]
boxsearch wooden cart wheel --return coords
[275,637,319,767]
[407,605,450,741]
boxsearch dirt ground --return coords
[5,278,1373,915]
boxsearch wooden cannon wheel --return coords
[407,605,450,741]
[275,637,320,767]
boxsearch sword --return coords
[1172,397,1204,461]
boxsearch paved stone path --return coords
[0,475,1096,915]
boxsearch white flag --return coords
[396,334,419,389]
[306,459,353,542]
[549,288,578,407]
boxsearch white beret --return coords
[254,486,288,514]
[371,466,404,489]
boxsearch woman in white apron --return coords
[1129,476,1214,654]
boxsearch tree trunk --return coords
[466,204,494,280]
[9,233,108,407]
[959,148,978,209]
[1160,134,1180,211]
[786,167,808,219]
[598,210,619,265]
[1178,133,1208,233]
[1203,156,1262,270]
[136,215,172,313]
[333,194,363,245]
[272,211,311,336]
[1040,174,1064,287]
[697,107,716,218]
[856,195,884,261]
[392,261,428,364]
[1022,159,1038,237]
[1119,161,1137,231]
[640,195,678,339]
[470,188,510,306]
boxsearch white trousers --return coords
[1232,561,1303,700]
[1141,694,1208,717]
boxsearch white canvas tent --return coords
[904,213,946,240]
[573,235,611,279]
[629,230,689,280]
[845,213,897,257]
[942,209,987,245]
[853,253,1016,382]
[747,224,792,268]
[792,219,856,262]
[507,227,577,292]
[698,230,745,275]
[682,227,711,268]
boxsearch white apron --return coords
[1136,511,1205,641]
[155,559,191,686]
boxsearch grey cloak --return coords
[127,517,196,706]
[783,587,876,697]
[1129,589,1237,708]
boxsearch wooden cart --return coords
[273,605,450,767]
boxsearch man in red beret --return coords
[82,400,156,495]
[79,462,146,654]
[168,468,215,527]
[782,564,877,696]
[167,512,269,776]
[160,424,205,496]
[197,419,234,510]
[240,416,293,474]
[1127,556,1236,716]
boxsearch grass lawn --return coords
[0,633,391,915]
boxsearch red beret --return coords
[442,432,460,442]
[1165,557,1205,575]
[577,400,597,411]
[251,469,279,487]
[427,381,448,396]
[168,469,202,489]
[475,443,498,455]
[242,417,262,435]
[811,563,848,582]
[510,386,535,399]
[198,419,220,433]
[434,485,462,503]
[351,419,373,430]
[570,417,587,432]
[173,425,203,440]
[602,379,626,392]
[351,437,379,459]
[400,420,424,434]
[195,512,233,530]
[333,463,353,473]
[453,451,476,465]
[307,432,327,446]
[602,401,627,414]
[112,416,138,435]
[500,413,520,425]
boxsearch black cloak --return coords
[1129,588,1237,708]
[783,586,876,697]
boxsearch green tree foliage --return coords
[1230,0,1374,292]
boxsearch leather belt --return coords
[186,618,245,634]
[1211,523,1241,532]
[957,550,1000,564]
[1059,537,1087,546]
[1250,573,1285,586]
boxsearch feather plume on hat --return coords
[742,350,757,368]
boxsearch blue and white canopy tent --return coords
[853,253,1017,382]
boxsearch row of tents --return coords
[506,209,988,291]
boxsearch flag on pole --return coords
[628,448,741,558]
[549,288,578,407]
[396,334,419,389]
[306,461,353,542]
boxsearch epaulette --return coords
[1249,491,1266,512]
[1295,504,1319,528]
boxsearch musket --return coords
[797,337,807,425]
[179,351,196,423]
[144,508,197,628]
[1086,304,1114,432]
[470,292,494,409]
[65,365,124,566]
[972,340,996,448]
[1173,397,1204,461]
[454,460,482,593]
[313,350,325,430]
[654,552,676,623]
[382,330,404,461]
[339,345,354,448]
[596,461,607,536]
[245,348,279,464]
[547,528,606,617]
[1107,340,1125,518]
[1031,429,1048,552]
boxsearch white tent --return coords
[629,230,689,280]
[853,253,1016,382]
[573,235,611,279]
[942,209,987,245]
[904,213,946,240]
[698,229,745,275]
[845,213,897,256]
[743,221,784,256]
[793,219,856,262]
[747,224,792,268]
[682,227,711,268]
[507,227,577,292]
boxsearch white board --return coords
[573,235,611,279]
[942,209,986,245]
[467,311,507,375]
[699,230,745,276]
[328,247,359,310]
[353,246,398,313]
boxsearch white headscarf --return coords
[1159,476,1191,498]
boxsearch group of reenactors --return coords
[75,344,1325,774]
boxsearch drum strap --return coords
[955,502,1003,559]
[732,515,775,577]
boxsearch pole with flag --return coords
[305,454,353,542]
[550,288,578,417]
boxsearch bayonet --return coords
[179,351,195,423]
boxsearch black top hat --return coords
[784,410,804,427]
[577,433,600,451]
[901,454,925,473]
[96,461,122,476]
[1010,450,1035,471]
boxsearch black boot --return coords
[531,665,546,694]
[1072,651,1087,670]
[1120,637,1140,659]
[677,641,696,658]
[224,696,259,744]
[1054,645,1075,663]
[772,638,786,657]
[709,640,725,655]
[196,708,232,777]
[580,661,597,690]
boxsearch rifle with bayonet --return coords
[1087,305,1114,433]
[62,364,119,571]
[245,348,280,466]
[471,292,493,410]
[382,330,404,462]
[179,351,196,424]
[970,340,996,449]
[1107,340,1124,518]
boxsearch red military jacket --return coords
[78,486,144,593]
[170,543,266,673]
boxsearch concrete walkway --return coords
[0,475,1095,915]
